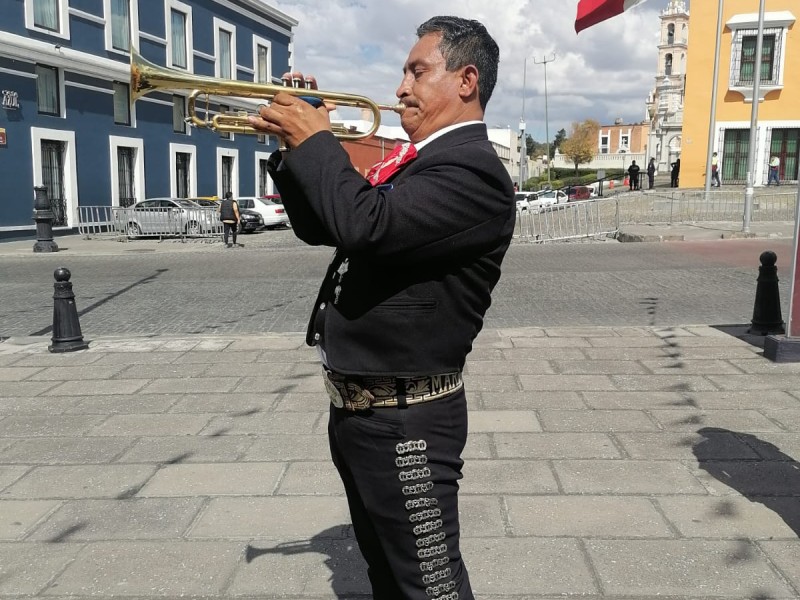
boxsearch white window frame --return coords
[217,147,239,198]
[619,131,630,151]
[25,0,70,39]
[213,17,236,80]
[253,35,272,84]
[104,0,140,56]
[170,143,197,198]
[30,127,78,227]
[726,11,795,102]
[109,136,145,207]
[255,150,273,196]
[35,63,65,118]
[165,0,193,72]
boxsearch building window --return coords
[258,158,269,196]
[739,33,777,84]
[620,134,630,150]
[170,9,187,68]
[769,128,799,183]
[113,82,130,125]
[664,53,673,76]
[599,134,609,154]
[36,64,60,115]
[722,129,750,183]
[173,95,186,133]
[110,0,130,51]
[34,0,59,31]
[40,140,67,225]
[257,45,269,83]
[117,147,136,207]
[667,23,674,45]
[219,104,231,140]
[221,156,234,197]
[219,29,232,78]
[175,152,191,198]
[257,134,267,144]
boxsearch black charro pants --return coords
[328,387,473,600]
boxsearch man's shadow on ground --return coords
[693,427,800,536]
[245,526,370,598]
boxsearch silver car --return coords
[120,198,209,237]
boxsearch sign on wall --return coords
[1,91,19,110]
[0,128,6,147]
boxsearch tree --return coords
[560,119,600,173]
[551,128,567,158]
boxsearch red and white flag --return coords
[575,0,648,33]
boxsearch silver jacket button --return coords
[314,333,321,341]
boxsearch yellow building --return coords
[681,1,798,188]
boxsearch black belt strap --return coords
[395,377,408,409]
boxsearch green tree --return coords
[551,128,567,158]
[560,120,600,173]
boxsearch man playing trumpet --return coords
[250,16,514,599]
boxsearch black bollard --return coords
[32,186,59,253]
[748,250,785,336]
[49,267,89,353]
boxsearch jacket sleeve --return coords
[283,131,515,265]
[267,150,336,246]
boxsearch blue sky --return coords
[273,0,680,142]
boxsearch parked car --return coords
[536,189,568,205]
[567,186,593,201]
[238,209,264,233]
[120,198,208,237]
[514,192,537,212]
[236,196,290,229]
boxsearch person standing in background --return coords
[647,157,656,190]
[218,191,240,248]
[768,155,781,186]
[670,158,681,188]
[711,152,721,187]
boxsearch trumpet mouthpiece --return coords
[380,103,406,114]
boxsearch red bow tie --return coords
[367,142,417,186]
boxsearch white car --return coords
[236,196,290,229]
[515,192,537,212]
[535,189,568,205]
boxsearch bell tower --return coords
[646,0,690,173]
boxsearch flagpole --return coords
[703,0,724,200]
[742,0,766,233]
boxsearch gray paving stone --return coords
[762,409,800,430]
[587,336,668,348]
[657,496,799,539]
[27,498,204,541]
[42,379,148,396]
[27,364,128,381]
[505,495,673,537]
[648,409,784,432]
[0,500,59,540]
[1,465,155,499]
[693,460,800,496]
[552,359,650,375]
[140,376,241,394]
[170,350,262,364]
[463,432,493,459]
[615,431,760,460]
[114,362,210,379]
[0,437,134,464]
[169,392,279,414]
[88,414,215,436]
[137,463,285,497]
[119,436,254,464]
[518,374,615,391]
[462,537,597,595]
[467,411,541,433]
[707,373,800,390]
[63,394,180,414]
[729,358,800,374]
[90,351,185,365]
[741,431,800,459]
[273,392,327,412]
[201,411,321,435]
[276,461,344,495]
[243,434,330,462]
[0,542,82,594]
[500,347,587,360]
[640,358,745,375]
[494,433,621,459]
[553,460,708,495]
[582,390,698,409]
[0,367,45,381]
[0,396,80,415]
[234,375,324,394]
[44,541,241,596]
[0,415,107,438]
[611,374,719,391]
[538,409,658,432]
[475,390,585,410]
[8,353,103,366]
[510,336,591,348]
[227,336,305,350]
[458,496,507,537]
[188,497,351,538]
[460,460,559,495]
[585,539,796,597]
[760,541,800,590]
[1,381,60,397]
[462,374,521,392]
[544,327,619,337]
[464,360,554,376]
[464,348,505,361]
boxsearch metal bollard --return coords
[49,267,89,353]
[32,186,59,253]
[748,250,785,336]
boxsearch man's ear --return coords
[459,65,479,100]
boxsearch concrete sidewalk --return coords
[1,326,800,599]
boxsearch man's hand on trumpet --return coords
[247,72,335,150]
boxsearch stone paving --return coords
[1,325,800,599]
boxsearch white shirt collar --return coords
[413,121,483,151]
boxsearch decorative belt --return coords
[323,368,463,411]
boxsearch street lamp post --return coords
[534,54,556,184]
[519,58,528,191]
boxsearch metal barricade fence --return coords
[78,206,117,238]
[515,199,619,243]
[79,206,224,239]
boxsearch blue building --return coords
[0,0,297,237]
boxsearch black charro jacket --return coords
[268,123,515,377]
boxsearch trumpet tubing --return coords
[130,48,404,139]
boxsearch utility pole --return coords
[519,58,527,191]
[743,0,766,233]
[534,54,556,184]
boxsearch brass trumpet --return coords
[130,48,404,139]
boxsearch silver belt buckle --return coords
[324,372,345,408]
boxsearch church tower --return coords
[645,0,689,173]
